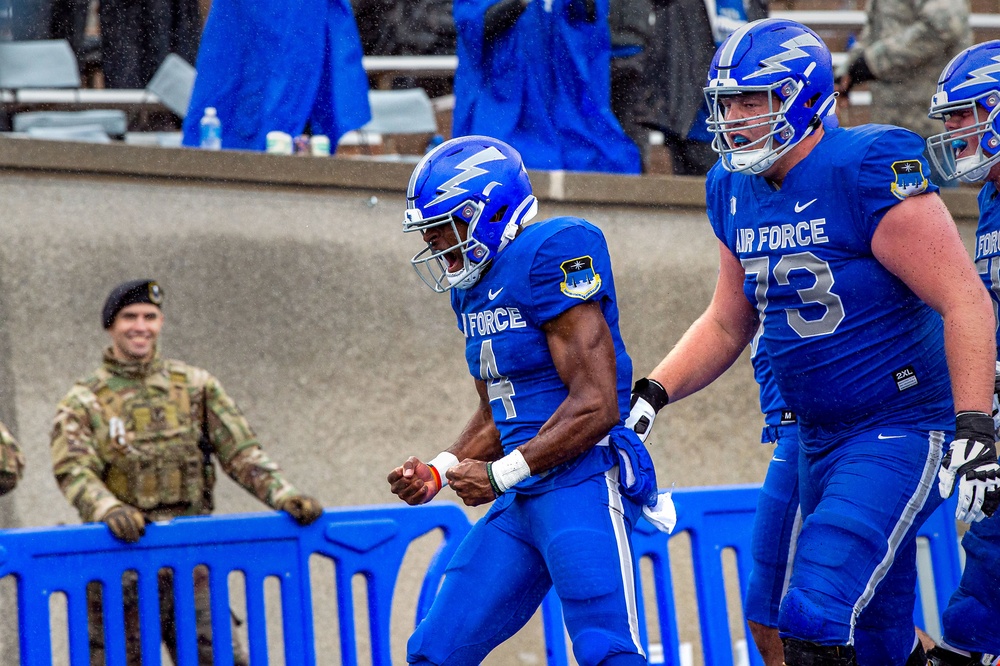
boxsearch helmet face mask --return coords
[927,95,1000,183]
[404,136,538,292]
[404,200,490,292]
[707,84,806,174]
[705,19,836,175]
[928,42,1000,183]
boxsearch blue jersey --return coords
[974,183,1000,353]
[750,331,792,430]
[450,217,633,493]
[707,125,954,435]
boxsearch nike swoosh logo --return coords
[877,434,906,440]
[771,457,787,462]
[794,198,818,213]
[488,288,503,300]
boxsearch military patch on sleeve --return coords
[559,256,601,299]
[890,160,929,200]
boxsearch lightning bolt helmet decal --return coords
[402,136,539,293]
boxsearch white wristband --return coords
[427,451,459,487]
[490,450,531,494]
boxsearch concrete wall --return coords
[0,138,980,664]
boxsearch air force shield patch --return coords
[560,256,601,299]
[890,160,929,200]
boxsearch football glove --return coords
[939,411,1000,523]
[625,378,669,443]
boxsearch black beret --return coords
[102,279,164,328]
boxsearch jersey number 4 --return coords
[480,339,517,419]
[742,252,846,340]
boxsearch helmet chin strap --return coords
[959,152,995,183]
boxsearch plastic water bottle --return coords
[199,107,222,150]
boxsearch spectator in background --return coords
[352,0,456,96]
[609,0,654,172]
[181,0,371,151]
[48,0,200,88]
[453,0,641,173]
[836,0,970,187]
[0,421,24,498]
[50,279,323,665]
[644,0,766,175]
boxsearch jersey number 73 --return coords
[742,252,846,347]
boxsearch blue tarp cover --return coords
[182,0,372,150]
[453,0,640,173]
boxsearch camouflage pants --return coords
[87,566,249,666]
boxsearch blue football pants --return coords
[777,426,945,654]
[746,426,929,664]
[406,466,646,666]
[941,511,1000,655]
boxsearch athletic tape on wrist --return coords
[490,450,531,494]
[427,451,459,488]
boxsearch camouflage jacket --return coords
[845,0,970,137]
[0,420,24,479]
[51,348,301,522]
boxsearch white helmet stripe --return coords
[953,55,1000,92]
[716,18,775,71]
[407,136,464,200]
[938,49,970,89]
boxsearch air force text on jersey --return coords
[460,307,527,338]
[736,218,830,254]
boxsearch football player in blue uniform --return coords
[738,346,937,666]
[387,135,670,666]
[744,346,802,666]
[626,18,997,666]
[924,40,1000,666]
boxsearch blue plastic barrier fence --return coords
[0,503,470,666]
[0,486,961,665]
[541,485,961,666]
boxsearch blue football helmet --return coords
[704,18,837,174]
[927,41,1000,183]
[404,135,538,292]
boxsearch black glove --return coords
[280,494,323,525]
[0,471,17,497]
[483,0,531,43]
[103,505,146,543]
[939,411,1000,523]
[841,53,876,94]
[625,378,669,443]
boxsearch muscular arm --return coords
[517,300,620,473]
[647,241,760,401]
[445,301,620,505]
[387,374,503,505]
[872,193,994,414]
[450,380,506,462]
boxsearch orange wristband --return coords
[428,464,443,491]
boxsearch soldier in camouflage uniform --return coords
[50,279,323,666]
[0,420,24,497]
[835,0,971,185]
